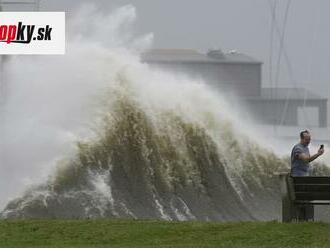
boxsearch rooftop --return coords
[254,88,326,100]
[141,49,261,64]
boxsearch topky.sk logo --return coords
[0,22,52,44]
[0,12,65,54]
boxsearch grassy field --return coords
[0,219,330,248]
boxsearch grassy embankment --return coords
[0,219,329,248]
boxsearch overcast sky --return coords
[9,0,330,98]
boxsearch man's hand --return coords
[317,147,325,156]
[298,147,324,162]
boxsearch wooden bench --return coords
[279,172,330,222]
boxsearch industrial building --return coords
[141,49,327,127]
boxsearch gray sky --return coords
[30,0,330,98]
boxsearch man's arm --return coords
[298,148,324,162]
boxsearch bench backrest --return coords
[291,176,330,201]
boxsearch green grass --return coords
[0,219,330,248]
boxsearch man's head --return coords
[300,130,311,146]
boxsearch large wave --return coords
[1,77,289,219]
[1,4,328,220]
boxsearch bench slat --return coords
[294,200,330,205]
[294,184,330,192]
[292,177,330,184]
[295,192,330,201]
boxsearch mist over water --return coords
[1,4,329,220]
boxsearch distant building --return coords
[247,88,327,127]
[141,49,327,127]
[141,49,261,97]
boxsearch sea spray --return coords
[1,71,289,220]
[0,4,152,208]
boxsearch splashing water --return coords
[0,4,152,209]
[1,4,329,220]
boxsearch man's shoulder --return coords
[292,143,309,152]
[292,143,302,149]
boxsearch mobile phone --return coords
[320,144,324,149]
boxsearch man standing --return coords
[291,130,324,176]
